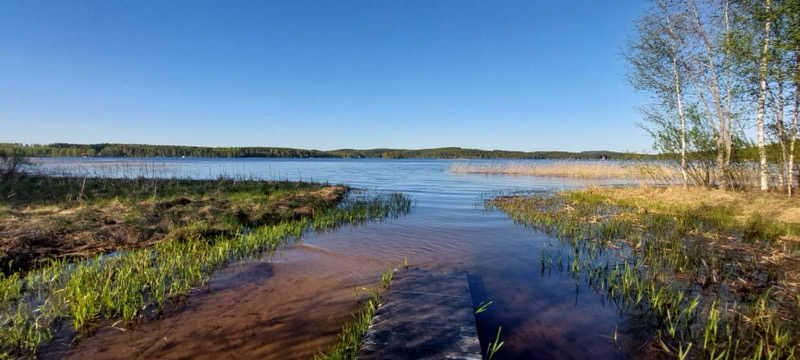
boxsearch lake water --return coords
[36,158,639,359]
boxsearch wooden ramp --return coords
[358,269,482,360]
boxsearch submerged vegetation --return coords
[491,186,800,359]
[0,175,411,358]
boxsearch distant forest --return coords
[0,143,656,160]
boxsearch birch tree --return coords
[663,1,690,187]
[783,0,799,195]
[626,1,691,187]
[756,0,772,191]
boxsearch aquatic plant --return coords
[0,193,411,358]
[314,268,395,360]
[486,326,504,360]
[475,300,493,314]
[491,187,800,359]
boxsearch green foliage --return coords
[486,326,504,360]
[0,176,351,275]
[0,143,656,160]
[0,191,411,358]
[491,191,800,359]
[0,148,30,180]
[0,175,323,208]
[743,212,800,243]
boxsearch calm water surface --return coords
[37,158,639,359]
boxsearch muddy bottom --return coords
[47,243,387,360]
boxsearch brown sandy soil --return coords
[43,243,388,360]
[0,182,346,274]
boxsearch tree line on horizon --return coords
[0,143,654,160]
[628,0,800,193]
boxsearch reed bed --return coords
[491,187,800,359]
[0,184,411,358]
[451,161,680,181]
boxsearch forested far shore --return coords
[0,143,655,160]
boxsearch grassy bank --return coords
[491,186,800,359]
[0,175,348,274]
[0,175,411,358]
[451,161,678,181]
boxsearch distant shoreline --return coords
[1,143,658,160]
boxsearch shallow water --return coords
[36,158,641,359]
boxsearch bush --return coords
[0,150,30,180]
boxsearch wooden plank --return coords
[358,269,482,360]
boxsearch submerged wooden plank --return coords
[358,269,482,360]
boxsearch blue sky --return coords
[0,0,650,152]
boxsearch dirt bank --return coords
[0,176,346,273]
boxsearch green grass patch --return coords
[491,188,800,359]
[0,184,411,358]
[0,176,351,275]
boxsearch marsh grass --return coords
[451,161,680,181]
[314,268,395,360]
[0,184,411,358]
[0,175,350,274]
[486,326,504,360]
[491,186,800,359]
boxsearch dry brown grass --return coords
[570,185,800,323]
[493,186,800,357]
[595,185,800,225]
[450,161,680,181]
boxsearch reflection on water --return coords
[37,158,639,359]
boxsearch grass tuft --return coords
[314,268,395,360]
[491,186,800,359]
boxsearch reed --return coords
[491,186,800,359]
[486,326,504,360]
[451,161,680,181]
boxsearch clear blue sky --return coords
[0,0,651,152]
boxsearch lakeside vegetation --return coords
[0,172,411,358]
[491,186,800,359]
[314,268,394,360]
[0,143,653,160]
[627,0,800,192]
[450,161,681,180]
[0,175,347,275]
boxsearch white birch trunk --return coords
[689,0,729,190]
[662,1,688,188]
[724,0,733,169]
[757,0,771,191]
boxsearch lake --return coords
[35,158,637,359]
